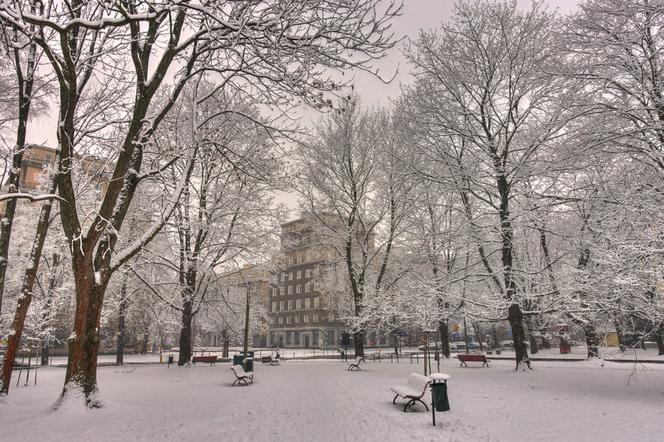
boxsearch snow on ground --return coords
[1,358,663,442]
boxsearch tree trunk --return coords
[392,334,400,361]
[584,325,599,358]
[655,324,664,356]
[222,328,229,358]
[40,253,60,366]
[438,319,450,358]
[116,272,128,364]
[0,38,38,316]
[508,304,531,370]
[496,170,530,370]
[0,178,56,395]
[60,258,110,407]
[243,285,250,355]
[529,333,539,355]
[353,330,365,357]
[178,301,193,365]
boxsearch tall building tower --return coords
[267,215,348,349]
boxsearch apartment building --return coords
[267,215,349,349]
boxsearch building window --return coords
[305,282,311,292]
[296,284,302,294]
[286,316,292,325]
[305,297,311,309]
[296,270,302,279]
[278,317,283,325]
[289,272,294,281]
[313,297,320,308]
[313,267,320,277]
[272,288,277,296]
[281,273,287,282]
[294,315,300,324]
[288,300,294,310]
[272,302,277,312]
[304,315,309,323]
[313,314,319,323]
[313,282,320,291]
[328,313,334,322]
[279,300,285,311]
[296,299,302,310]
[288,285,293,295]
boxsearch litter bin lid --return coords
[429,373,451,381]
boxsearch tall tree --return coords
[403,0,579,369]
[1,0,400,405]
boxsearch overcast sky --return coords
[332,0,580,109]
[27,0,581,147]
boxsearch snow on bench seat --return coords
[230,365,254,386]
[390,373,431,412]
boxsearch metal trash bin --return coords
[233,355,243,366]
[431,380,450,412]
[429,373,451,426]
[243,357,254,372]
[167,355,174,365]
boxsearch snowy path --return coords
[1,358,663,441]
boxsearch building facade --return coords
[267,215,349,349]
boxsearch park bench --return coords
[192,355,218,366]
[230,365,254,386]
[456,353,489,367]
[390,373,431,412]
[347,357,365,371]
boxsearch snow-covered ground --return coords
[1,358,663,441]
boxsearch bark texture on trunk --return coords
[178,301,193,366]
[584,325,600,358]
[61,259,110,407]
[353,330,365,357]
[116,273,128,365]
[438,320,450,358]
[508,304,531,369]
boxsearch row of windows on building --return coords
[271,296,321,312]
[284,248,337,266]
[271,281,322,297]
[272,313,320,325]
[279,266,320,283]
[271,312,335,326]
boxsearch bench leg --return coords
[415,398,429,412]
[460,360,467,367]
[233,379,239,386]
[403,400,415,412]
[483,360,489,367]
[392,394,399,405]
